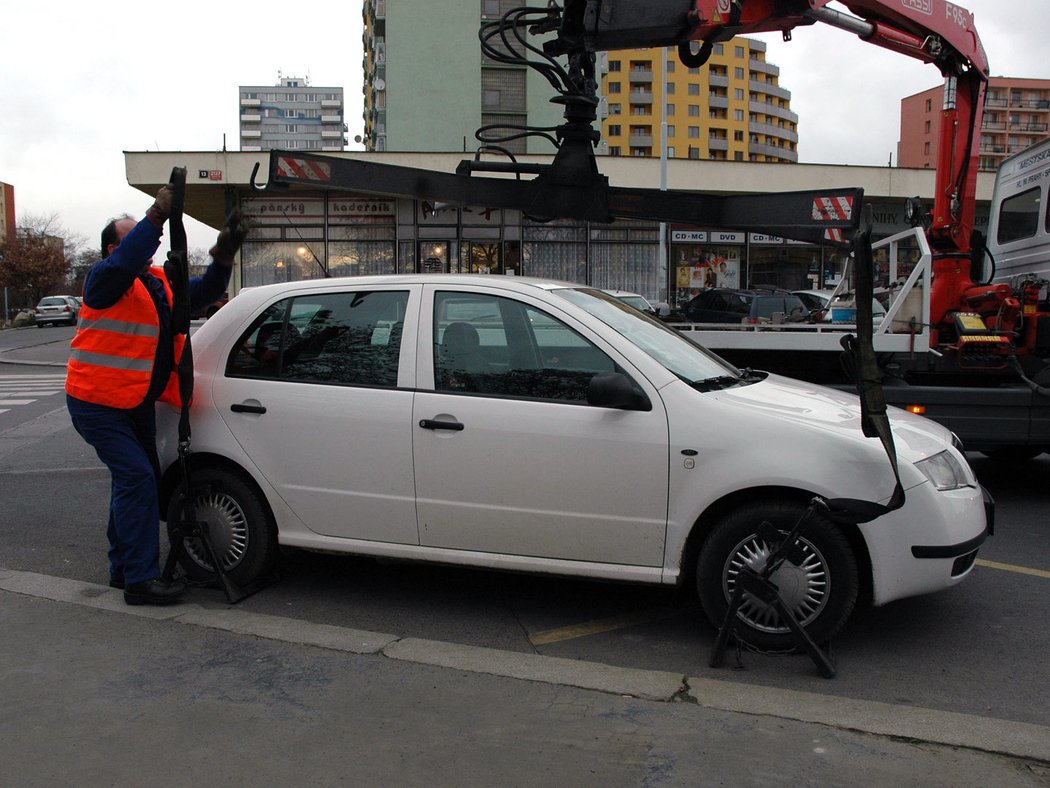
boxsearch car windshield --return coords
[554,287,746,387]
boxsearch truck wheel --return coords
[166,466,279,586]
[697,500,858,652]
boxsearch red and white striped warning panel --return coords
[812,195,854,223]
[276,156,332,182]
[824,228,846,243]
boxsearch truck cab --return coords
[986,139,1050,286]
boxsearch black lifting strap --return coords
[832,222,906,525]
[160,168,256,602]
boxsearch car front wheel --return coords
[697,500,858,652]
[166,465,279,587]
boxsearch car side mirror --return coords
[588,372,651,411]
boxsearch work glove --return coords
[146,185,174,227]
[209,208,250,266]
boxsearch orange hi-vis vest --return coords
[66,267,186,409]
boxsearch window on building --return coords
[688,146,700,159]
[609,60,621,72]
[667,125,675,137]
[666,103,675,116]
[734,46,744,58]
[609,146,621,156]
[688,84,700,96]
[666,83,675,95]
[688,105,700,117]
[609,82,621,93]
[482,90,500,109]
[734,109,744,121]
[483,0,500,16]
[734,151,744,161]
[608,124,621,136]
[688,126,699,138]
[734,67,744,79]
[666,59,675,73]
[733,130,743,141]
[734,88,744,100]
[667,146,676,157]
[609,103,621,115]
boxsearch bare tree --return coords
[0,213,74,308]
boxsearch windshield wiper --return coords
[691,375,742,392]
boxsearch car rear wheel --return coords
[696,500,858,652]
[166,466,279,586]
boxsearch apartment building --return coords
[899,77,1050,171]
[361,0,564,153]
[599,38,798,162]
[239,76,347,152]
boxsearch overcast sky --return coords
[1,1,1046,258]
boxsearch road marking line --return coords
[0,399,35,405]
[977,559,1050,580]
[529,606,685,646]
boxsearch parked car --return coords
[156,275,988,650]
[793,289,888,326]
[33,295,80,327]
[603,289,656,313]
[191,292,229,320]
[671,287,811,324]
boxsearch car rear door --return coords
[215,284,421,544]
[412,284,670,567]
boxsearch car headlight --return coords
[915,450,976,491]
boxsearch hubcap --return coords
[184,491,249,571]
[723,531,830,633]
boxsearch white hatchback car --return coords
[157,275,990,649]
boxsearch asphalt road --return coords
[2,324,1049,733]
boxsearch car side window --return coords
[434,291,619,402]
[227,290,409,387]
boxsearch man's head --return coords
[100,214,137,258]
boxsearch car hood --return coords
[709,372,949,463]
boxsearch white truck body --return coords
[986,138,1050,285]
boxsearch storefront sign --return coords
[749,233,784,244]
[710,231,744,244]
[672,230,708,243]
[242,197,325,220]
[329,198,396,220]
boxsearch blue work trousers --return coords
[67,395,163,585]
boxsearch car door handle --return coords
[419,419,464,431]
[231,403,267,414]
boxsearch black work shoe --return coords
[123,578,188,606]
[109,577,125,590]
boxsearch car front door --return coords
[412,285,670,567]
[215,285,421,544]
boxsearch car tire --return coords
[166,465,279,586]
[696,499,858,652]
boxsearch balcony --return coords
[708,138,728,151]
[240,98,261,107]
[748,121,798,143]
[748,59,779,77]
[321,99,342,109]
[321,114,343,123]
[749,141,798,161]
[749,80,790,100]
[628,90,653,104]
[749,101,798,124]
[629,133,654,147]
[241,130,261,138]
[321,130,344,139]
[241,114,261,123]
[629,69,653,83]
[709,74,729,88]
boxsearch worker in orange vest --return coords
[66,186,246,605]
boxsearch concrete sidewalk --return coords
[2,568,1047,786]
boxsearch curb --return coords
[1,567,1048,765]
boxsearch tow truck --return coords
[252,0,1050,460]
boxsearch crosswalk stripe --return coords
[0,374,68,415]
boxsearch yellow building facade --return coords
[599,37,797,163]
